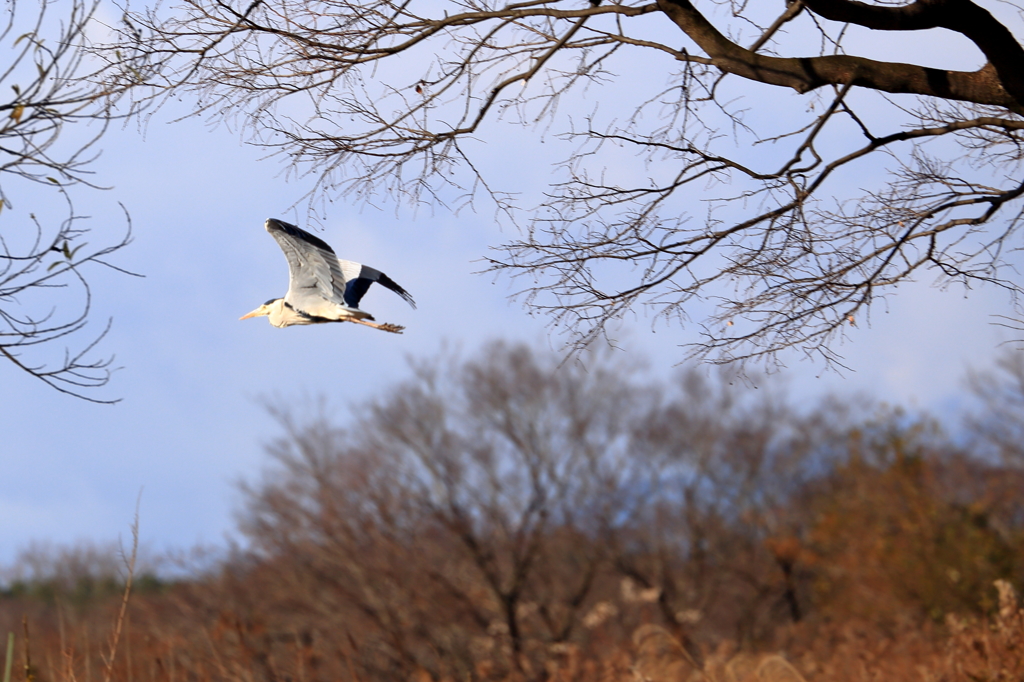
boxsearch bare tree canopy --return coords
[226,342,1024,681]
[1,0,137,402]
[239,343,814,675]
[113,0,1024,365]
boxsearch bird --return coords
[240,218,416,333]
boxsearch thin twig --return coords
[102,499,141,682]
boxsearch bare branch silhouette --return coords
[107,0,1024,366]
[1,0,141,401]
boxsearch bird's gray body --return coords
[242,219,415,332]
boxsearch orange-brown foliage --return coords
[4,344,1024,682]
[3,585,1023,682]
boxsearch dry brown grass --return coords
[6,347,1024,682]
[3,579,1022,682]
[941,580,1024,682]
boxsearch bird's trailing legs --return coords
[348,318,405,334]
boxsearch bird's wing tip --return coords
[377,272,417,309]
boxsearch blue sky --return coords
[0,1,1020,566]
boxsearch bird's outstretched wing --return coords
[337,260,417,310]
[266,219,349,311]
[265,219,416,312]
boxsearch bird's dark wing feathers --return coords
[266,219,416,311]
[339,261,417,309]
[343,276,373,309]
[269,219,336,255]
[376,272,417,309]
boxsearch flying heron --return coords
[241,218,416,333]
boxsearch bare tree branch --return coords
[106,0,1024,367]
[1,0,140,401]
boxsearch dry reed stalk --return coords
[23,616,35,682]
[4,632,13,682]
[341,633,363,682]
[102,510,140,682]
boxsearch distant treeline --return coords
[3,342,1023,682]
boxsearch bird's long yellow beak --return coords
[239,308,263,320]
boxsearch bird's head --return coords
[240,298,282,321]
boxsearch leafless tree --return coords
[604,369,847,646]
[968,349,1024,467]
[232,342,872,679]
[109,0,1024,367]
[239,343,659,679]
[1,0,138,402]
